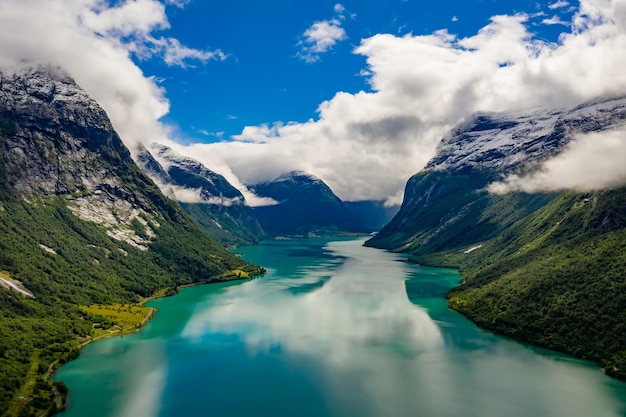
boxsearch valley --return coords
[2,2,626,414]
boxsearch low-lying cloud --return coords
[489,126,626,193]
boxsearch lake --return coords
[56,237,626,417]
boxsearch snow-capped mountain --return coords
[427,95,626,172]
[368,95,626,254]
[136,144,266,247]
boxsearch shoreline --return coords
[46,271,262,416]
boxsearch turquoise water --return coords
[56,237,626,417]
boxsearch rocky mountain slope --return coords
[367,95,626,379]
[0,65,262,417]
[137,144,266,247]
[368,96,626,253]
[250,171,367,236]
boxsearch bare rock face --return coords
[426,95,626,172]
[368,95,626,254]
[0,65,161,248]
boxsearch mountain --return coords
[343,201,400,232]
[367,95,626,379]
[0,65,262,417]
[249,171,367,236]
[136,144,266,247]
[368,96,626,254]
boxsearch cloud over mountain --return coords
[2,0,626,204]
[190,0,626,203]
[490,126,626,194]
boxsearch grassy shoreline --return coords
[6,268,263,417]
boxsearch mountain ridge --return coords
[367,95,626,380]
[249,171,367,236]
[136,144,267,247]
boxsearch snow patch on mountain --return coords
[427,96,626,175]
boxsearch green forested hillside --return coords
[179,202,267,248]
[0,195,262,417]
[366,168,554,254]
[0,66,263,417]
[413,189,626,379]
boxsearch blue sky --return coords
[140,0,577,143]
[4,0,625,204]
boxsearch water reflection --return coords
[180,239,626,417]
[57,238,626,417]
[182,240,443,365]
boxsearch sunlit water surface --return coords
[56,237,626,417]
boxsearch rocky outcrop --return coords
[0,65,161,248]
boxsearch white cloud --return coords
[0,0,224,152]
[549,1,571,9]
[154,37,226,67]
[151,139,278,207]
[181,2,626,203]
[489,126,626,193]
[297,5,348,63]
[542,15,569,25]
[3,0,626,205]
[165,0,188,7]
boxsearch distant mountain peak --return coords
[134,144,266,247]
[272,170,324,184]
[250,170,366,236]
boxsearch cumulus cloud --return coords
[3,0,626,205]
[0,0,222,151]
[297,5,348,63]
[489,126,626,193]
[549,1,571,9]
[177,2,626,204]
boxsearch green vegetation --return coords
[224,269,250,279]
[367,169,554,254]
[79,303,153,340]
[409,188,626,380]
[0,68,266,417]
[370,168,626,380]
[180,202,267,248]
[0,196,263,417]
